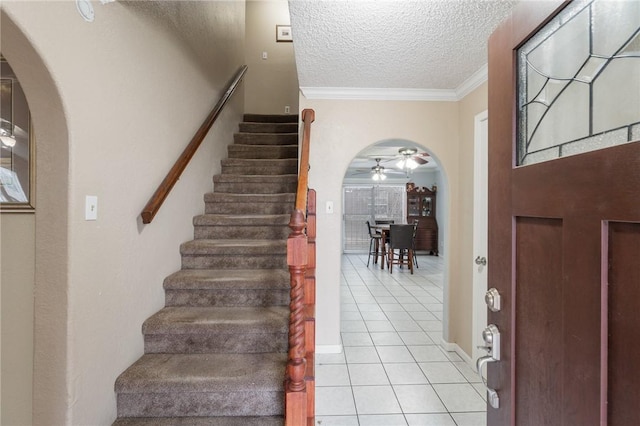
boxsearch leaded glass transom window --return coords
[517,0,640,166]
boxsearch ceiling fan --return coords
[351,158,406,180]
[395,147,430,170]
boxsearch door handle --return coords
[476,324,500,409]
[475,256,487,266]
[477,356,500,409]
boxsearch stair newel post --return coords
[286,208,308,423]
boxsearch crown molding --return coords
[455,63,488,99]
[300,86,459,102]
[299,64,489,102]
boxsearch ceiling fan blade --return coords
[413,156,429,165]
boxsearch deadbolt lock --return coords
[485,288,501,312]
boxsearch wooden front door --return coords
[487,1,640,425]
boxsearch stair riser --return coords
[113,416,285,426]
[228,146,297,159]
[213,182,297,194]
[144,333,287,354]
[165,289,289,307]
[244,113,298,123]
[194,226,290,240]
[117,391,284,417]
[239,123,298,133]
[182,255,287,270]
[221,164,297,175]
[205,203,292,215]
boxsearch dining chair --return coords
[366,221,382,267]
[386,224,414,274]
[374,219,393,243]
[412,220,419,269]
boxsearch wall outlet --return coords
[285,106,290,114]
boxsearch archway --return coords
[1,10,70,425]
[341,138,452,341]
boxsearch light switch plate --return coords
[85,196,98,220]
[326,201,334,214]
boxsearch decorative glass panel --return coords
[517,0,640,166]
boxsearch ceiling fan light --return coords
[396,159,405,169]
[372,173,380,181]
[380,173,387,180]
[398,147,417,156]
[406,158,419,169]
[0,135,16,148]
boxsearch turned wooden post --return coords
[287,209,308,392]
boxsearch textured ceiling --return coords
[289,0,517,95]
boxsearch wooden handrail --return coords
[140,65,248,224]
[285,109,315,426]
[294,109,315,212]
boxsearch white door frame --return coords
[471,110,489,363]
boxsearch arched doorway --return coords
[1,10,70,425]
[341,139,451,340]
[343,139,446,258]
[311,140,491,422]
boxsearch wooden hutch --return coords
[406,183,438,255]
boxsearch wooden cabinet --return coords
[406,183,438,255]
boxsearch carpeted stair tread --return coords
[163,269,289,307]
[239,122,298,133]
[193,214,290,226]
[234,132,298,145]
[115,353,287,393]
[164,269,289,291]
[113,416,284,426]
[243,113,298,123]
[180,239,286,255]
[222,158,297,166]
[227,144,298,159]
[213,174,297,183]
[164,269,288,291]
[204,193,295,203]
[204,193,294,215]
[221,158,297,175]
[142,306,288,335]
[213,175,297,194]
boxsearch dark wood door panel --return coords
[607,221,640,426]
[512,143,640,220]
[515,217,563,426]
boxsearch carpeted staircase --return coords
[113,114,299,425]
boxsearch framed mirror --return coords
[1,54,34,211]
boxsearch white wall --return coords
[301,84,488,356]
[299,97,462,350]
[0,213,35,426]
[1,1,245,424]
[456,82,489,355]
[245,0,299,114]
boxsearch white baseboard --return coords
[315,344,343,354]
[440,339,473,366]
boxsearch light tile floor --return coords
[315,254,487,426]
